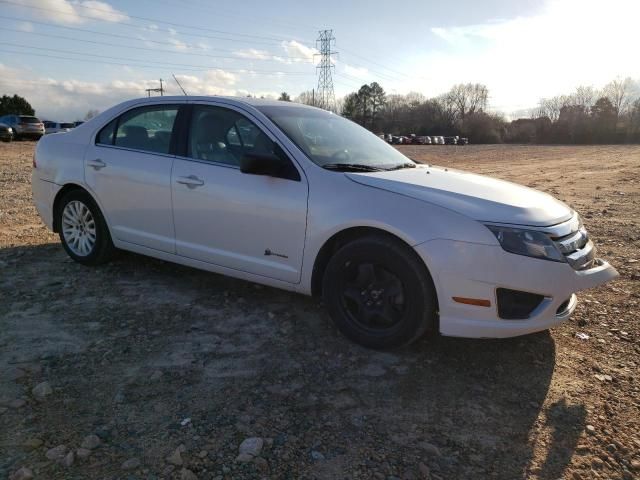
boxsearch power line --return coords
[0,47,315,75]
[0,26,313,64]
[0,0,310,46]
[339,46,410,79]
[146,0,321,37]
[0,16,312,61]
[315,30,337,112]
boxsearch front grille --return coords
[551,225,596,270]
[497,288,545,320]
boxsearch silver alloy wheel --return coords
[61,200,96,257]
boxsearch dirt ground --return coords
[0,142,638,480]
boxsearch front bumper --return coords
[414,239,619,338]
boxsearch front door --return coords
[171,104,308,283]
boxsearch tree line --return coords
[290,77,640,144]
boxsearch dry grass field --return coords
[1,141,639,480]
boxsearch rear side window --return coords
[96,105,178,154]
[60,123,74,129]
[114,105,178,154]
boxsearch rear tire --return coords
[322,234,437,349]
[57,190,114,266]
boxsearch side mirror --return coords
[239,151,300,181]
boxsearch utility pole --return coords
[145,78,164,97]
[314,30,337,112]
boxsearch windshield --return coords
[257,105,414,170]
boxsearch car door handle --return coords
[176,175,205,188]
[87,159,106,170]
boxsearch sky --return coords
[0,0,638,121]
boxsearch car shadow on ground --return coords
[0,243,585,479]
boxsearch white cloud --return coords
[11,0,128,24]
[168,27,178,36]
[0,64,243,120]
[416,0,640,112]
[343,64,368,79]
[234,49,272,61]
[281,40,317,63]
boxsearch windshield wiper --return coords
[322,163,385,172]
[386,162,417,171]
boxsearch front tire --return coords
[322,235,437,349]
[57,190,114,266]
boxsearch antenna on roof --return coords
[172,74,188,96]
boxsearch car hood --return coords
[346,165,573,227]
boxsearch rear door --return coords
[84,103,180,253]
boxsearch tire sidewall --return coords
[323,236,436,349]
[57,190,112,265]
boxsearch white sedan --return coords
[32,96,618,349]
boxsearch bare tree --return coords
[536,95,570,122]
[604,77,633,117]
[571,86,596,109]
[294,90,315,106]
[449,83,488,118]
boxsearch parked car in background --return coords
[0,122,13,142]
[457,137,469,145]
[444,136,458,145]
[0,114,45,140]
[420,136,432,145]
[32,95,618,349]
[44,121,75,135]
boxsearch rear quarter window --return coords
[96,118,117,145]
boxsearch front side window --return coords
[187,105,279,166]
[105,105,178,154]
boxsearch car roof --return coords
[122,95,319,111]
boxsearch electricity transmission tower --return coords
[315,30,337,112]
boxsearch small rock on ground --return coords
[9,467,33,480]
[80,434,101,450]
[22,438,43,450]
[166,445,185,466]
[121,457,141,470]
[31,381,52,399]
[45,445,67,460]
[60,451,74,467]
[76,448,92,459]
[238,437,263,457]
[180,468,198,480]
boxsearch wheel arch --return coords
[310,226,437,306]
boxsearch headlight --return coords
[485,225,565,262]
